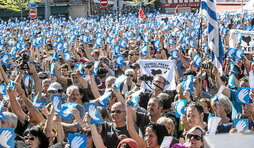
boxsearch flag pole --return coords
[199,2,204,99]
[198,3,203,56]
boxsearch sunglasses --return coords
[187,134,202,141]
[126,74,134,77]
[111,110,125,114]
[85,65,92,69]
[24,136,36,141]
[48,90,62,94]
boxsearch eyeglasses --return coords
[24,136,36,141]
[186,134,202,141]
[129,54,134,56]
[111,110,125,114]
[48,90,58,94]
[126,74,134,77]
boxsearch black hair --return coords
[187,102,204,115]
[158,93,173,109]
[145,123,169,145]
[60,63,69,70]
[23,126,49,148]
[150,97,164,109]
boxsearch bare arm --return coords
[83,114,106,148]
[126,105,147,148]
[72,108,83,127]
[212,67,231,98]
[0,62,9,84]
[53,114,65,143]
[28,62,40,94]
[72,71,88,89]
[112,87,125,104]
[90,124,106,148]
[70,44,82,62]
[84,44,95,62]
[89,74,101,99]
[54,62,68,87]
[7,85,27,124]
[179,50,190,69]
[21,93,46,124]
[43,107,55,137]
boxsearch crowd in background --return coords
[0,8,253,148]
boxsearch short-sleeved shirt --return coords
[100,122,131,148]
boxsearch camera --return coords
[201,63,211,69]
[140,75,153,81]
[18,54,29,70]
[38,72,49,79]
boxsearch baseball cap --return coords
[130,62,140,69]
[183,70,196,76]
[47,82,63,92]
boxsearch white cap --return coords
[47,82,62,92]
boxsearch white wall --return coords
[68,4,89,18]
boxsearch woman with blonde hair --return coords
[185,126,205,148]
[156,117,175,136]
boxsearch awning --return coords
[37,6,69,15]
[215,4,242,13]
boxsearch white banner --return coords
[139,60,176,91]
[229,29,254,54]
[156,14,176,24]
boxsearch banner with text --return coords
[229,29,254,54]
[139,60,176,91]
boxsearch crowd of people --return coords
[0,7,253,148]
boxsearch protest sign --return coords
[229,29,254,53]
[139,60,176,91]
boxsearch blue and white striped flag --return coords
[201,0,224,75]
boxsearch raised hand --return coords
[88,105,99,120]
[238,89,249,103]
[53,97,60,112]
[0,130,12,148]
[236,120,246,131]
[71,136,84,148]
[72,108,80,119]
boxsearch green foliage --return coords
[0,0,41,12]
[127,0,156,5]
